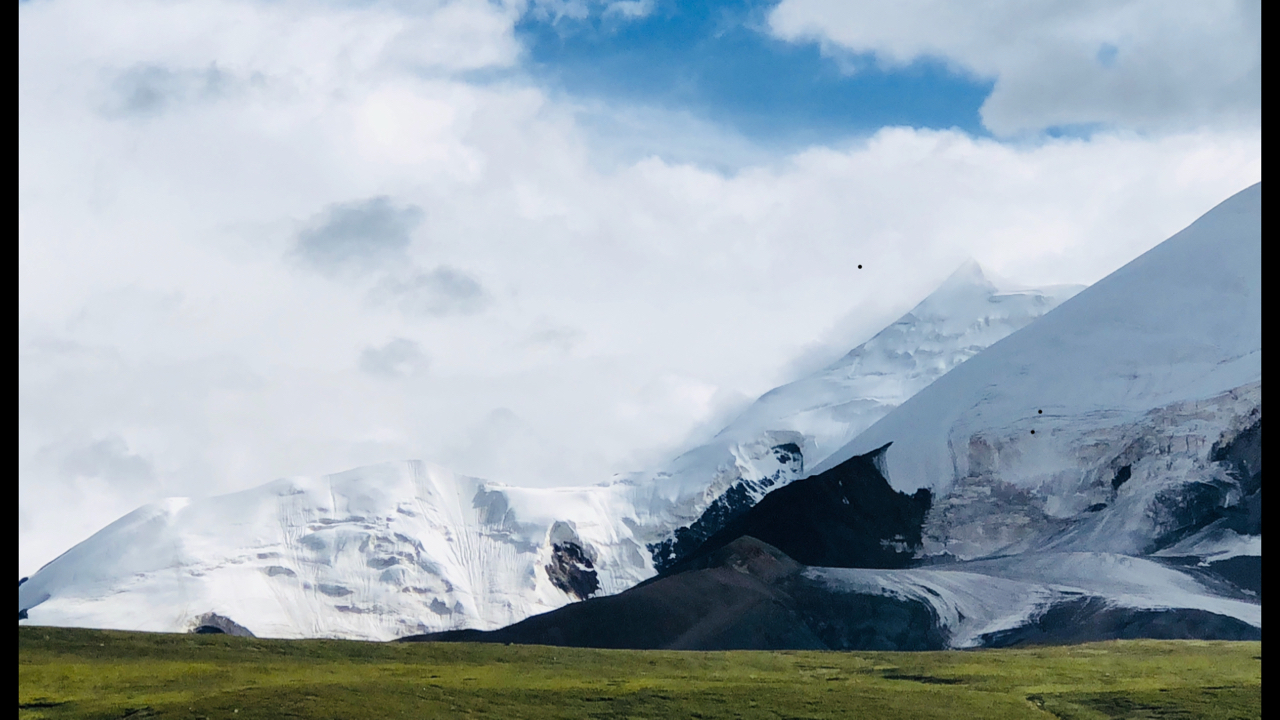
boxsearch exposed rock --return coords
[1212,415,1261,493]
[544,521,599,600]
[188,612,254,637]
[648,442,805,572]
[665,442,931,572]
[916,387,1262,560]
[317,584,353,597]
[1206,556,1263,597]
[921,473,1061,559]
[546,542,599,600]
[1111,465,1132,490]
[785,574,946,651]
[1146,481,1237,552]
[979,597,1260,647]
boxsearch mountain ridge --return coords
[18,185,1259,644]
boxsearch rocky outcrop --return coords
[543,521,599,600]
[188,612,255,637]
[666,442,931,572]
[648,443,804,573]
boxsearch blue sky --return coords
[515,1,992,147]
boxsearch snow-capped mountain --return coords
[818,183,1261,569]
[18,262,1078,640]
[405,183,1260,651]
[643,262,1082,571]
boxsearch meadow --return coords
[19,627,1261,719]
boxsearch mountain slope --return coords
[817,183,1262,564]
[643,263,1081,571]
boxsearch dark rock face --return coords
[543,521,601,600]
[1213,417,1262,536]
[1147,481,1236,551]
[648,443,805,573]
[188,612,254,637]
[1212,416,1261,494]
[785,575,946,651]
[979,597,1261,647]
[1111,464,1132,490]
[545,541,600,600]
[649,483,755,574]
[18,576,30,618]
[1144,416,1263,553]
[1157,555,1262,602]
[317,584,353,598]
[1206,556,1263,598]
[1235,487,1262,536]
[667,442,931,572]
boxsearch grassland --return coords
[19,627,1260,719]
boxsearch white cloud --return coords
[294,196,424,276]
[359,338,430,378]
[604,0,653,19]
[528,0,654,23]
[18,0,1261,575]
[370,266,491,317]
[768,0,1261,135]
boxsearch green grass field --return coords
[19,627,1260,719]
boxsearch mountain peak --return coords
[943,257,992,286]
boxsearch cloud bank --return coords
[769,0,1261,135]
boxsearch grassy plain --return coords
[19,627,1260,719]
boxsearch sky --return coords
[18,0,1261,576]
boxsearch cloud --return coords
[23,431,162,574]
[522,324,582,352]
[359,338,429,378]
[291,197,487,318]
[109,64,200,116]
[603,0,653,19]
[17,0,1261,575]
[55,436,156,487]
[293,197,424,277]
[371,266,489,317]
[529,0,654,23]
[102,62,266,118]
[767,0,1262,135]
